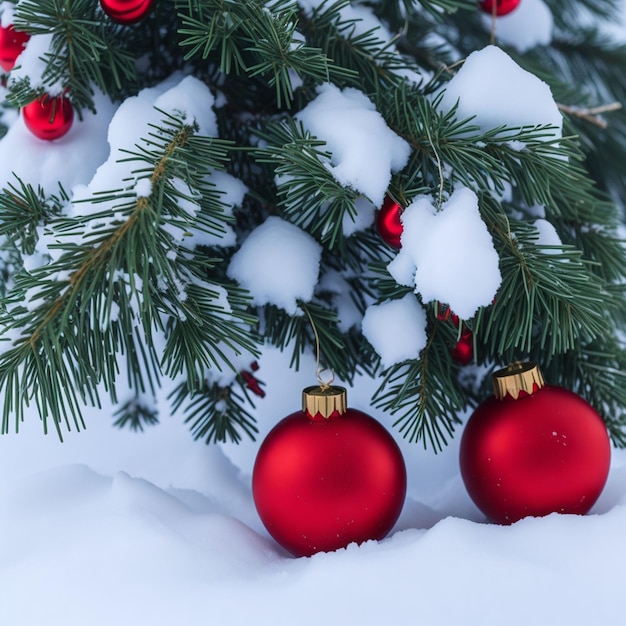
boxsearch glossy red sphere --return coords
[479,0,521,16]
[22,94,74,141]
[100,0,155,24]
[376,196,403,248]
[253,408,407,557]
[451,331,473,365]
[0,25,30,73]
[460,386,611,524]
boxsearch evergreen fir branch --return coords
[372,320,466,451]
[0,109,258,437]
[413,0,478,17]
[0,179,68,256]
[169,378,259,444]
[12,0,138,111]
[297,0,410,93]
[177,0,342,104]
[254,118,360,250]
[113,395,160,432]
[161,281,260,391]
[262,301,355,383]
[476,217,612,359]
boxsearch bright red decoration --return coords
[0,24,30,73]
[99,0,155,24]
[451,330,473,365]
[253,385,406,557]
[376,196,403,248]
[240,362,265,398]
[479,0,521,16]
[22,94,74,141]
[437,303,474,365]
[460,362,611,524]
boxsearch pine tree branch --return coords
[0,109,258,437]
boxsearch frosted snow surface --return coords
[388,186,501,320]
[362,294,428,368]
[440,45,562,138]
[67,74,243,249]
[1,345,625,626]
[484,0,553,53]
[0,88,117,193]
[227,216,323,315]
[534,218,563,251]
[296,83,411,207]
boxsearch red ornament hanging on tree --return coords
[437,303,474,365]
[451,329,474,365]
[240,361,265,398]
[376,195,403,248]
[22,94,74,141]
[253,385,407,557]
[479,0,521,16]
[459,362,611,524]
[0,24,30,73]
[99,0,155,24]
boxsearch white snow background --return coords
[2,3,626,623]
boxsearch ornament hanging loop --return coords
[302,304,335,391]
[316,366,335,391]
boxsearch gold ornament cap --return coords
[303,385,347,420]
[492,362,545,400]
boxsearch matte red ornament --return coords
[0,25,30,73]
[376,196,403,248]
[99,0,155,24]
[451,330,473,365]
[460,362,611,524]
[479,0,521,16]
[253,386,406,557]
[22,94,74,141]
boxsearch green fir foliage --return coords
[1,0,626,449]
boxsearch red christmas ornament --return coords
[436,303,473,365]
[253,385,406,557]
[240,362,265,398]
[0,24,30,73]
[99,0,155,24]
[376,196,403,248]
[479,0,521,16]
[22,94,74,141]
[451,330,474,365]
[460,362,611,524]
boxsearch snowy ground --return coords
[1,345,626,626]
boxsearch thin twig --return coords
[557,102,622,129]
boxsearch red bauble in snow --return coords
[22,94,74,141]
[451,330,474,365]
[376,196,403,248]
[479,0,521,16]
[253,385,407,557]
[460,362,611,524]
[99,0,155,24]
[0,25,30,73]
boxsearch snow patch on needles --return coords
[440,46,562,139]
[362,294,427,368]
[67,75,242,249]
[388,186,501,320]
[154,75,219,137]
[227,217,322,316]
[134,178,153,199]
[296,83,411,207]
